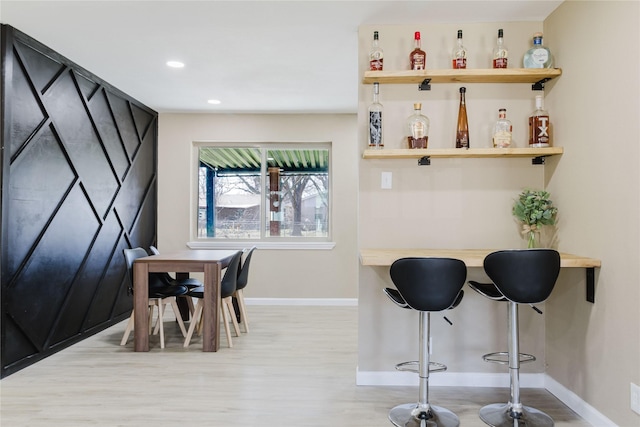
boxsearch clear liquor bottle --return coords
[368,83,383,148]
[452,30,467,69]
[456,87,469,148]
[493,108,512,148]
[528,95,551,147]
[523,32,553,68]
[492,29,508,68]
[409,31,426,70]
[369,31,383,71]
[406,102,429,149]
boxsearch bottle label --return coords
[411,54,425,70]
[531,48,549,65]
[369,112,383,147]
[411,122,425,138]
[452,58,467,69]
[370,58,383,71]
[493,131,512,148]
[529,115,550,146]
[493,58,507,68]
[456,132,469,148]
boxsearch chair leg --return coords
[157,299,165,349]
[169,298,188,338]
[478,302,554,427]
[235,289,250,333]
[120,312,135,346]
[224,297,241,337]
[389,312,460,427]
[183,300,203,348]
[220,299,233,348]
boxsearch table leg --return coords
[202,261,221,352]
[175,272,192,321]
[133,262,149,352]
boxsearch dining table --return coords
[133,249,239,352]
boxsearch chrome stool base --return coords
[479,403,554,427]
[389,403,459,427]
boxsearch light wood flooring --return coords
[1,305,591,426]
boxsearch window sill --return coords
[187,241,336,250]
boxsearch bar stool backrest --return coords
[484,249,561,304]
[390,257,467,312]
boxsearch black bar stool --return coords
[477,249,561,427]
[387,257,467,427]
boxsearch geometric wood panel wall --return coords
[0,25,157,377]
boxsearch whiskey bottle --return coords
[492,29,508,68]
[493,108,512,148]
[369,31,383,71]
[368,83,383,148]
[452,30,467,69]
[523,32,553,68]
[410,31,426,70]
[406,102,429,149]
[529,95,551,147]
[455,87,469,148]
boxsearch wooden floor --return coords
[1,305,591,426]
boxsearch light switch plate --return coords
[631,382,640,414]
[381,171,392,189]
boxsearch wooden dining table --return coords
[133,249,239,352]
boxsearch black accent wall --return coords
[0,25,158,377]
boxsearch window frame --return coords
[188,141,335,250]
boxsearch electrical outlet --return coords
[631,382,640,415]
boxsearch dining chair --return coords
[183,250,243,348]
[233,246,256,333]
[120,247,189,349]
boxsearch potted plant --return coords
[512,189,558,248]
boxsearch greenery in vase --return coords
[512,189,558,248]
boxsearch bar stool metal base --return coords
[390,403,460,427]
[479,403,554,427]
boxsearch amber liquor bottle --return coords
[456,87,470,148]
[406,102,430,149]
[452,30,467,69]
[410,32,426,70]
[529,95,551,147]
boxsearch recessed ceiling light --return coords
[207,99,221,105]
[166,61,185,68]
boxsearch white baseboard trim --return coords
[356,370,545,388]
[244,297,358,306]
[544,375,616,427]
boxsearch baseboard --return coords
[356,370,545,388]
[244,297,358,306]
[544,375,616,427]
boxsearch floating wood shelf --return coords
[362,68,562,85]
[362,147,563,160]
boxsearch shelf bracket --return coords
[418,156,431,166]
[532,156,546,165]
[418,79,431,91]
[532,77,551,91]
[586,268,595,303]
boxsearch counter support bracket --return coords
[586,268,595,303]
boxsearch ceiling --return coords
[1,1,562,114]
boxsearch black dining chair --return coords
[120,247,189,349]
[476,249,561,427]
[233,246,256,332]
[386,257,467,427]
[183,250,243,348]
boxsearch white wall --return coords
[157,114,359,299]
[544,2,640,426]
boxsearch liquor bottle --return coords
[492,29,508,68]
[452,30,467,69]
[493,108,512,148]
[529,95,551,147]
[368,83,383,148]
[406,102,430,149]
[409,31,426,70]
[523,32,554,68]
[455,87,469,148]
[369,31,383,71]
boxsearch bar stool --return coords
[387,257,467,427]
[477,249,560,427]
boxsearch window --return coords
[196,143,330,242]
